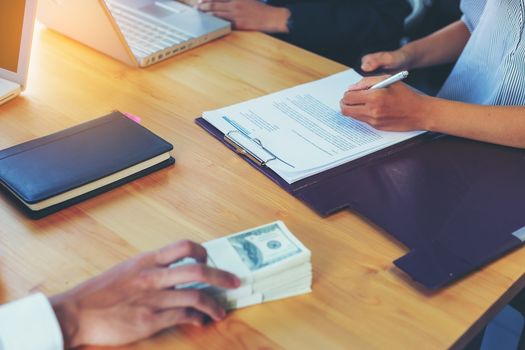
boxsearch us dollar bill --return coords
[227,221,304,271]
[171,221,309,289]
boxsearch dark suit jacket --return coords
[268,0,411,67]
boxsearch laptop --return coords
[37,0,231,67]
[0,0,37,105]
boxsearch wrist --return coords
[418,95,443,132]
[50,293,82,349]
[398,44,417,70]
[266,7,291,33]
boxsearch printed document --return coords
[202,70,423,184]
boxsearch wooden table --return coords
[1,26,525,350]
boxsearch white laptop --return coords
[0,0,37,106]
[37,0,231,67]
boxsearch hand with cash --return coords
[49,240,241,348]
[171,221,312,310]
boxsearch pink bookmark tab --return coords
[123,112,142,124]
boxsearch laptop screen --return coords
[0,1,26,74]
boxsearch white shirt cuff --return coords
[0,293,63,350]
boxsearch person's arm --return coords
[197,0,410,55]
[361,20,471,72]
[0,293,63,350]
[423,99,525,148]
[340,76,525,148]
[1,240,240,349]
[197,0,291,32]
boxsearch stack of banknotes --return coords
[171,221,312,309]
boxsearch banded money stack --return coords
[171,221,312,309]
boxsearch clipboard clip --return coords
[224,131,275,167]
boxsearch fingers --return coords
[197,2,230,12]
[204,11,232,20]
[141,290,226,321]
[339,101,385,129]
[339,102,370,119]
[142,263,240,290]
[339,89,388,128]
[153,308,208,330]
[169,264,241,289]
[154,240,208,266]
[361,52,396,72]
[341,89,376,106]
[197,0,231,12]
[347,75,390,92]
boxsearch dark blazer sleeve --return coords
[270,0,411,65]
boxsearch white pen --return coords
[369,71,409,90]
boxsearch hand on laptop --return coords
[197,0,290,33]
[50,240,241,348]
[340,75,430,132]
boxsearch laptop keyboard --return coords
[106,1,194,59]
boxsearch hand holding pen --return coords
[339,71,431,132]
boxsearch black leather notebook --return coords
[0,111,175,219]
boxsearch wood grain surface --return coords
[1,26,524,350]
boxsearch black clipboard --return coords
[197,117,525,289]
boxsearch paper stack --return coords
[201,70,423,184]
[171,221,312,309]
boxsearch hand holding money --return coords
[171,221,312,309]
